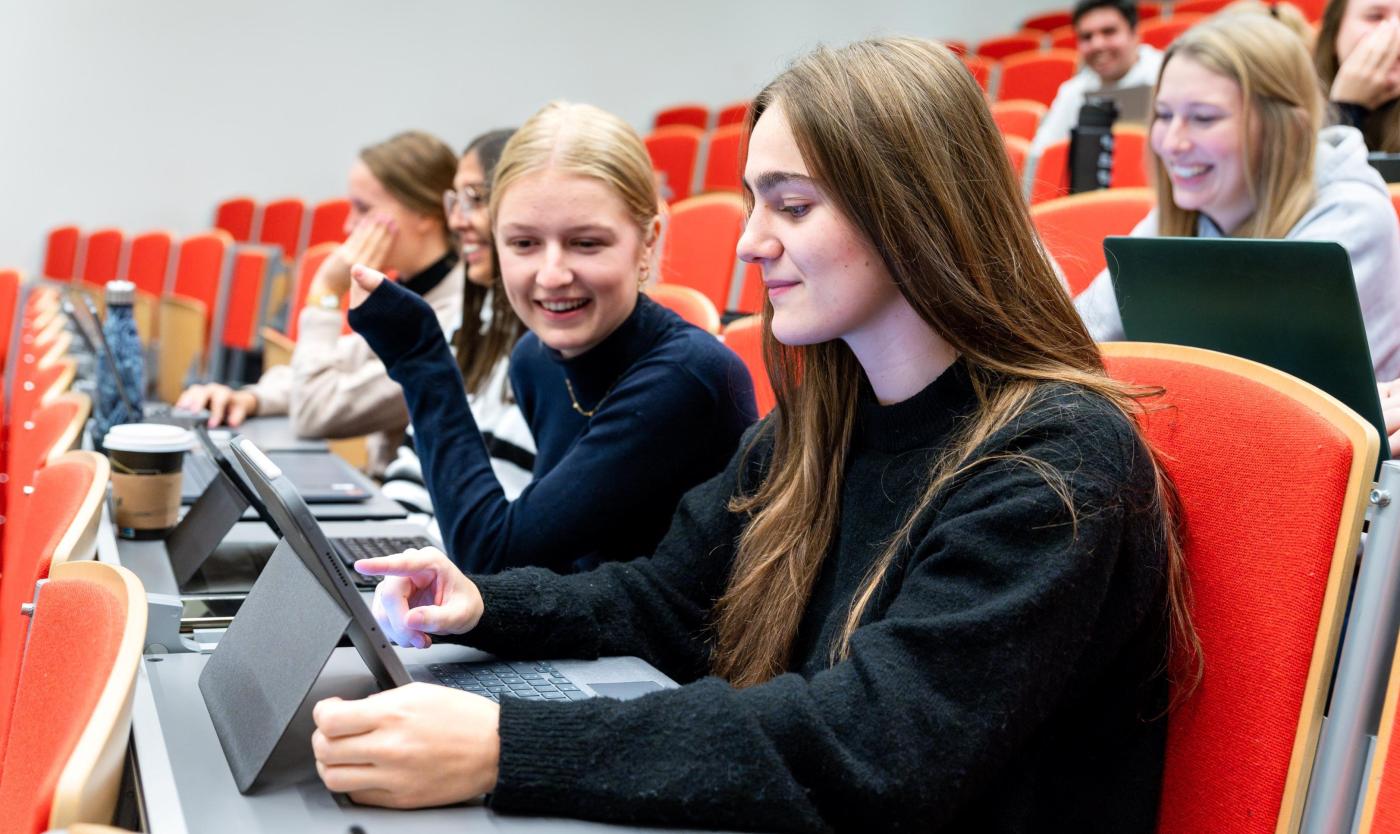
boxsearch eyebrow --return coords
[497,223,617,236]
[744,170,818,194]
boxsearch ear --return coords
[641,214,664,263]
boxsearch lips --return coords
[538,298,590,314]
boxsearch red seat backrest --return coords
[0,456,99,761]
[645,126,704,202]
[716,101,750,127]
[702,124,746,194]
[213,196,257,242]
[1031,188,1155,297]
[0,268,20,371]
[42,226,81,282]
[258,197,307,264]
[992,100,1048,142]
[0,575,125,834]
[661,194,745,312]
[1140,13,1208,50]
[1023,9,1073,30]
[287,242,339,342]
[1103,350,1368,833]
[721,316,775,418]
[736,261,765,316]
[653,103,710,131]
[222,247,271,351]
[647,284,719,334]
[307,198,351,248]
[125,230,174,297]
[962,55,993,91]
[171,230,232,340]
[975,32,1043,61]
[998,50,1079,106]
[78,228,124,288]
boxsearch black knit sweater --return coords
[458,361,1171,833]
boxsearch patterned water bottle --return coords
[94,280,145,439]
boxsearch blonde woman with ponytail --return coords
[312,38,1194,832]
[1076,12,1400,380]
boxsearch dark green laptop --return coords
[1104,236,1391,461]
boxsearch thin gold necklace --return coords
[565,377,621,418]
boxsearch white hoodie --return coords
[1074,125,1400,380]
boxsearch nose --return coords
[737,208,781,266]
[1160,115,1192,154]
[536,242,573,289]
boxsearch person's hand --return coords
[1380,379,1400,455]
[348,263,389,310]
[175,383,258,427]
[311,213,397,298]
[356,546,484,649]
[1333,19,1400,110]
[313,682,500,808]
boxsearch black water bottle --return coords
[1068,96,1119,194]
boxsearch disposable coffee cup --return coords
[103,423,194,540]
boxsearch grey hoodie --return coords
[1074,125,1400,380]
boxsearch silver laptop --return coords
[1088,84,1153,125]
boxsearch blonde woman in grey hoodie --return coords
[1074,12,1400,381]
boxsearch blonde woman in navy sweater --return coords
[347,102,756,575]
[316,39,1196,833]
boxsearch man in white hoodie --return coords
[1074,125,1400,380]
[1031,0,1164,156]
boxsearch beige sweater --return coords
[245,263,464,476]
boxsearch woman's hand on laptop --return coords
[175,383,257,427]
[313,682,499,808]
[355,546,483,648]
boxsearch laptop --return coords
[191,424,429,589]
[182,443,374,505]
[1368,152,1400,184]
[1105,236,1391,461]
[1088,84,1153,125]
[226,436,676,702]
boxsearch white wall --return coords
[1,0,1052,272]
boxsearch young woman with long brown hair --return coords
[311,38,1195,832]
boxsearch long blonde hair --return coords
[1153,13,1324,237]
[710,37,1199,692]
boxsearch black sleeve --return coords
[459,426,767,681]
[487,414,1162,833]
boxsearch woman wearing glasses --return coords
[177,130,464,477]
[381,129,538,514]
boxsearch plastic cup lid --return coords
[103,422,194,453]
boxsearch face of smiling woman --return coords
[1150,55,1256,234]
[494,168,653,358]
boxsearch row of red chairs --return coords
[652,100,751,132]
[644,123,746,202]
[0,273,145,833]
[212,195,349,266]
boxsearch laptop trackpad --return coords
[588,681,663,700]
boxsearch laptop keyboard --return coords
[330,535,436,586]
[428,660,590,702]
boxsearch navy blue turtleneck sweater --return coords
[349,282,757,574]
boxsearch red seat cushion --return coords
[0,579,123,834]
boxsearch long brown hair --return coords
[1153,13,1324,237]
[709,37,1199,691]
[359,131,458,250]
[454,129,526,397]
[1317,0,1400,151]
